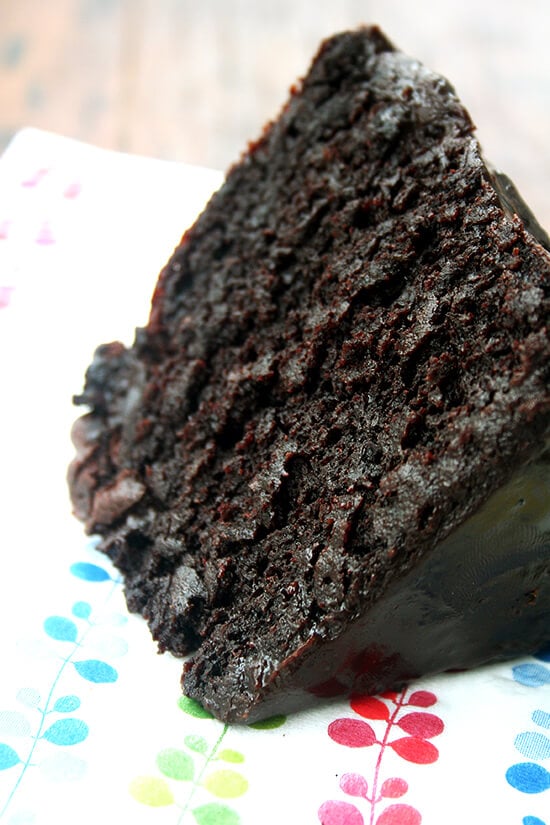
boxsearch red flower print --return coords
[319,687,444,825]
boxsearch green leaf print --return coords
[129,775,174,806]
[217,748,245,764]
[204,769,248,798]
[249,714,287,729]
[178,696,214,719]
[156,747,194,781]
[185,734,209,754]
[192,802,241,825]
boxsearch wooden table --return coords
[1,0,549,226]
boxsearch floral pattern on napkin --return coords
[0,542,128,822]
[319,688,445,825]
[505,648,550,825]
[0,159,83,310]
[129,698,286,825]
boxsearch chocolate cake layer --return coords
[69,27,550,722]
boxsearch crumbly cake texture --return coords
[69,27,550,722]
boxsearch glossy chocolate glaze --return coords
[212,444,550,722]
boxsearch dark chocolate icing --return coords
[212,445,550,722]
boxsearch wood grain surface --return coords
[1,0,549,226]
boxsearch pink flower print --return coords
[21,168,49,188]
[319,687,444,825]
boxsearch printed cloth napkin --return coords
[0,129,548,825]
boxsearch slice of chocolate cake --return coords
[68,27,550,722]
